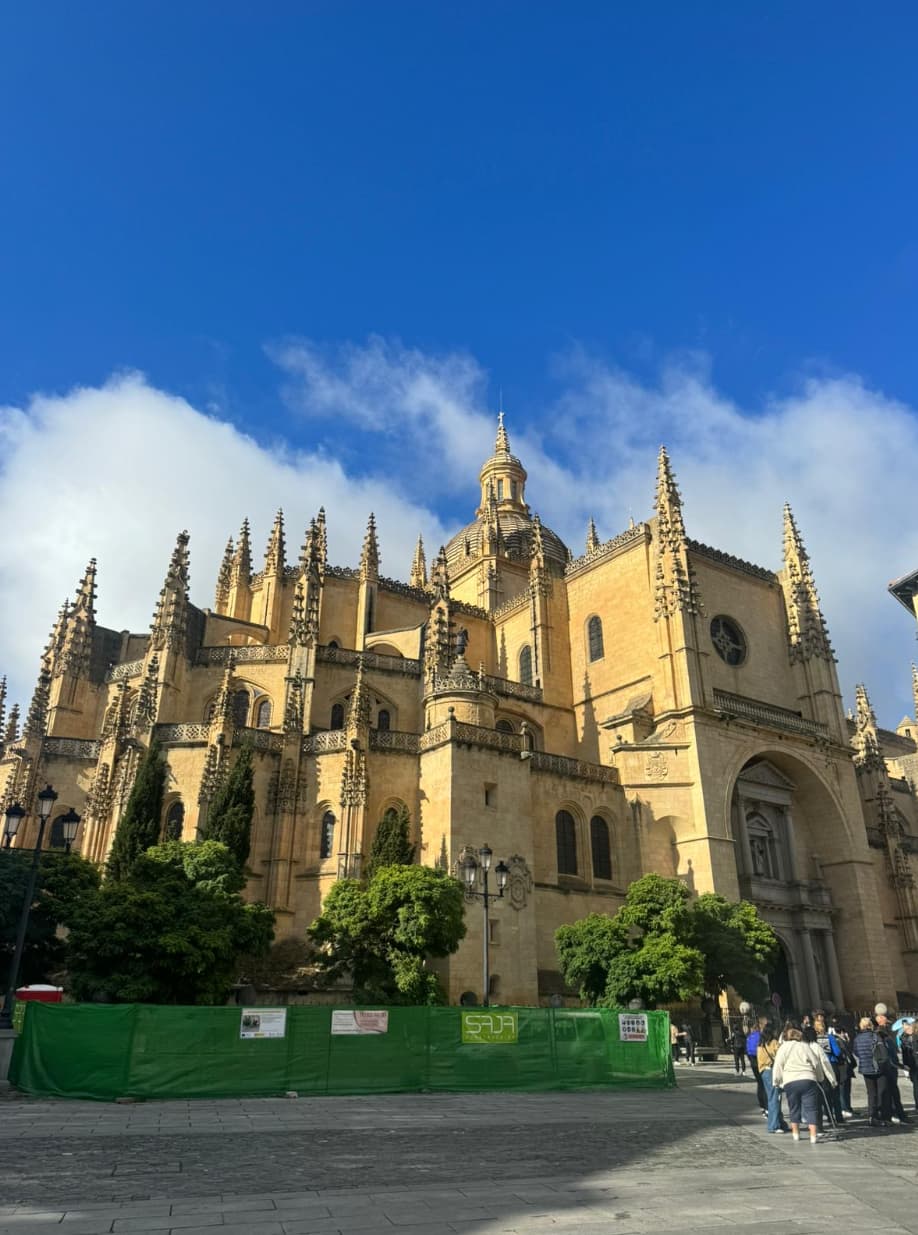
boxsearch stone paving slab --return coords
[2,1066,918,1233]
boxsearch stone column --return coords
[799,928,820,1009]
[823,930,846,1010]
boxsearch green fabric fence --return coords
[9,1003,675,1101]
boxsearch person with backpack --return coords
[827,1016,855,1118]
[746,1017,768,1112]
[813,1012,842,1125]
[852,1015,891,1127]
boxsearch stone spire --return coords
[853,683,885,774]
[59,559,97,677]
[231,518,252,588]
[495,410,510,454]
[409,535,427,589]
[346,656,371,732]
[359,513,379,579]
[150,531,191,653]
[4,702,19,745]
[43,600,70,671]
[653,446,702,620]
[23,668,51,739]
[133,654,160,732]
[315,507,328,578]
[263,509,286,575]
[214,536,234,611]
[586,517,600,554]
[782,504,834,663]
[431,545,450,602]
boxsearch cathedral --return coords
[3,415,918,1011]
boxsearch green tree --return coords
[106,740,167,881]
[67,842,274,1004]
[555,874,775,1008]
[199,745,255,868]
[308,865,466,1004]
[687,892,778,1002]
[364,805,415,881]
[0,850,101,988]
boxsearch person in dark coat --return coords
[852,1016,890,1127]
[900,1020,918,1110]
[876,1012,911,1123]
[730,1024,747,1074]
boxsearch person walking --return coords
[772,1025,837,1144]
[730,1024,747,1074]
[680,1023,696,1066]
[746,1017,768,1112]
[852,1016,890,1127]
[827,1016,855,1118]
[875,1012,911,1124]
[813,1012,842,1125]
[900,1020,918,1110]
[670,1020,681,1065]
[757,1025,788,1133]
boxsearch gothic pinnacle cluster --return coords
[782,503,834,663]
[652,446,702,621]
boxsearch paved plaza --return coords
[1,1066,917,1234]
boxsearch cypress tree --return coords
[365,805,415,881]
[106,740,167,881]
[200,745,255,868]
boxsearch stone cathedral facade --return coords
[3,416,918,1010]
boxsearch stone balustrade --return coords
[712,689,829,739]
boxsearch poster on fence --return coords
[461,1011,518,1044]
[239,1008,287,1039]
[618,1012,648,1042]
[331,1010,390,1035]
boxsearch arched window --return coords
[164,801,185,842]
[320,811,336,860]
[377,709,390,731]
[231,689,249,728]
[330,702,345,730]
[256,699,272,729]
[519,645,533,687]
[556,810,578,875]
[328,639,340,650]
[587,616,604,662]
[49,814,67,849]
[590,816,612,880]
[496,719,514,734]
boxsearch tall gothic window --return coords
[556,810,578,875]
[330,703,345,730]
[164,801,185,842]
[519,645,533,687]
[377,709,391,731]
[320,811,336,860]
[587,615,604,662]
[256,699,271,729]
[49,815,67,849]
[590,816,612,880]
[231,689,249,728]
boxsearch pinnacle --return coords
[264,508,286,572]
[586,516,600,554]
[360,512,380,575]
[495,410,510,454]
[410,534,427,589]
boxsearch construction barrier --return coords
[9,1003,675,1101]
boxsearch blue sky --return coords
[2,4,918,721]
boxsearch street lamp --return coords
[0,784,59,1030]
[59,808,81,853]
[3,803,26,848]
[461,844,510,1008]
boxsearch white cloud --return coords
[2,349,917,729]
[0,373,449,712]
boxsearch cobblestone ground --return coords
[0,1067,916,1234]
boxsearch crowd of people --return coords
[719,1007,918,1143]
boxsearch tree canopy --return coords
[364,805,415,882]
[0,850,100,989]
[308,864,466,1004]
[555,874,778,1008]
[199,745,255,868]
[106,740,167,881]
[67,840,273,1004]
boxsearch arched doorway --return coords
[767,938,795,1016]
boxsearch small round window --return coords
[710,616,747,666]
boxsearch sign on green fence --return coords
[461,1010,518,1044]
[12,1001,26,1033]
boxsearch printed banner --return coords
[461,1011,518,1044]
[331,1010,390,1035]
[618,1012,648,1042]
[239,1008,287,1039]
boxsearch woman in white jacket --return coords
[772,1025,837,1143]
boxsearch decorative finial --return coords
[495,410,510,454]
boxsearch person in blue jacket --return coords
[745,1017,768,1112]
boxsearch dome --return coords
[444,508,569,572]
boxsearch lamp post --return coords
[0,784,59,1030]
[460,844,510,1007]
